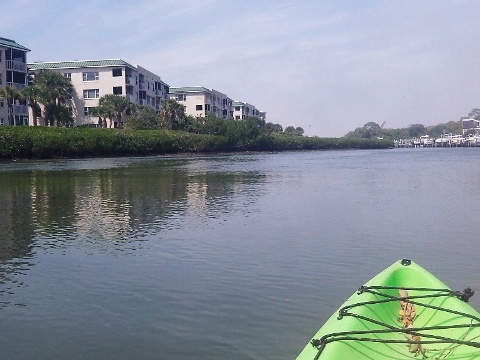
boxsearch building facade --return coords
[27,59,169,127]
[0,37,30,126]
[168,86,234,119]
[462,118,480,134]
[232,101,265,120]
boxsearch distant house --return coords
[168,86,233,119]
[462,118,480,134]
[28,59,169,127]
[0,37,30,126]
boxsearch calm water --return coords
[0,149,479,359]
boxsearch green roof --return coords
[233,101,246,106]
[0,37,30,52]
[28,59,136,71]
[169,86,211,94]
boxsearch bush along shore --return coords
[0,126,392,160]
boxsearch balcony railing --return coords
[139,99,147,106]
[12,105,28,115]
[125,76,135,85]
[6,82,27,90]
[6,60,27,72]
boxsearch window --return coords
[112,68,122,77]
[235,116,240,120]
[83,89,99,99]
[235,106,241,111]
[63,73,71,79]
[84,107,96,116]
[113,86,122,95]
[177,94,186,101]
[0,99,3,108]
[83,72,99,81]
[196,104,203,111]
[205,104,211,111]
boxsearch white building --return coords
[168,86,233,119]
[232,101,265,121]
[0,37,30,126]
[28,59,169,127]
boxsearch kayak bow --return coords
[296,259,480,359]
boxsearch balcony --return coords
[155,89,162,96]
[139,99,147,106]
[139,81,145,90]
[6,60,27,72]
[12,105,28,115]
[125,76,135,86]
[126,94,136,103]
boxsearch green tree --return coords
[408,124,426,138]
[21,85,42,126]
[160,99,185,129]
[284,126,296,134]
[0,85,20,125]
[98,94,130,128]
[90,103,112,128]
[34,69,73,126]
[295,127,304,136]
[468,108,480,120]
[123,104,158,130]
[265,122,283,133]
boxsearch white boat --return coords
[420,135,434,146]
[450,134,464,146]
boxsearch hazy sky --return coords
[2,0,479,137]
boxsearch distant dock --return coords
[394,134,480,148]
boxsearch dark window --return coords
[112,68,122,77]
[235,106,240,111]
[196,104,203,111]
[113,86,122,95]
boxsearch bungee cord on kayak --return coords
[310,286,480,359]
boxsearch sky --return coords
[2,0,480,137]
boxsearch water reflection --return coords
[0,157,266,298]
[2,158,266,254]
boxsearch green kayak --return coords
[296,259,480,359]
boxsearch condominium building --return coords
[232,101,265,121]
[168,86,233,119]
[0,37,30,126]
[28,59,169,127]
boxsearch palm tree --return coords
[161,99,185,130]
[98,94,130,128]
[34,69,73,126]
[0,85,20,125]
[90,103,113,128]
[21,85,42,126]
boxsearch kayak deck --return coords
[296,259,480,359]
